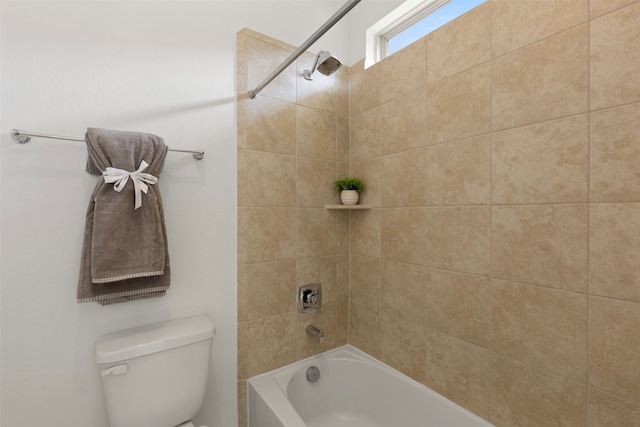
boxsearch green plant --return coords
[334,177,365,193]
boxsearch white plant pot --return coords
[340,190,359,205]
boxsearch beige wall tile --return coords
[245,35,296,103]
[381,262,491,347]
[351,209,381,258]
[238,28,297,51]
[381,208,428,265]
[297,208,336,258]
[350,254,381,308]
[380,260,429,324]
[492,26,588,131]
[590,203,640,303]
[427,63,490,144]
[424,330,492,419]
[378,310,426,382]
[336,115,350,163]
[296,157,337,208]
[492,115,589,204]
[491,279,587,382]
[238,260,296,322]
[424,269,491,348]
[335,299,349,346]
[237,95,248,149]
[236,32,249,92]
[296,51,336,113]
[427,2,490,84]
[588,388,640,427]
[589,297,640,402]
[296,106,336,160]
[590,103,640,202]
[336,161,350,184]
[349,300,382,360]
[237,380,247,427]
[351,159,380,207]
[490,353,587,427]
[591,2,640,110]
[336,211,350,255]
[590,0,639,18]
[246,96,296,154]
[380,148,427,207]
[425,207,491,275]
[492,205,588,292]
[238,150,296,207]
[336,65,350,117]
[336,255,349,299]
[296,256,338,303]
[491,0,588,58]
[426,135,491,206]
[379,89,428,155]
[349,59,381,116]
[238,207,296,264]
[380,38,426,103]
[351,108,381,162]
[238,313,297,379]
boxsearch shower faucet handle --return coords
[297,283,322,313]
[303,289,318,305]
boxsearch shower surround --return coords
[237,1,640,425]
[236,27,351,427]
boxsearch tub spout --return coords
[306,325,325,344]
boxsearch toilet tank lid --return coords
[95,315,215,364]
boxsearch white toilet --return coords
[95,315,215,427]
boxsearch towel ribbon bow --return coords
[102,160,158,210]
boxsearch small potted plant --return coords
[334,177,365,205]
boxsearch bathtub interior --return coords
[248,345,493,427]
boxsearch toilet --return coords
[95,315,215,427]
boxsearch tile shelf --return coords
[324,204,373,210]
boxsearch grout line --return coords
[586,3,592,416]
[359,254,593,297]
[589,99,640,114]
[489,19,589,63]
[488,0,495,420]
[369,202,636,208]
[491,349,588,388]
[347,66,353,347]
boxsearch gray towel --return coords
[77,128,171,305]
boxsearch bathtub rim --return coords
[247,344,493,427]
[247,345,370,427]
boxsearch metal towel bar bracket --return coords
[11,129,205,160]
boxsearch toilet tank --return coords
[96,316,215,427]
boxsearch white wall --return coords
[0,1,398,426]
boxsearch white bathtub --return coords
[248,345,493,427]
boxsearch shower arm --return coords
[247,0,361,99]
[305,54,323,79]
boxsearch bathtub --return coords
[247,345,493,427]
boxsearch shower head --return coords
[303,50,342,80]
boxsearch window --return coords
[365,0,486,67]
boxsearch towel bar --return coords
[11,129,205,160]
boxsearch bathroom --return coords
[2,0,639,426]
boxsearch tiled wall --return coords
[237,0,640,425]
[236,29,351,426]
[349,1,640,426]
